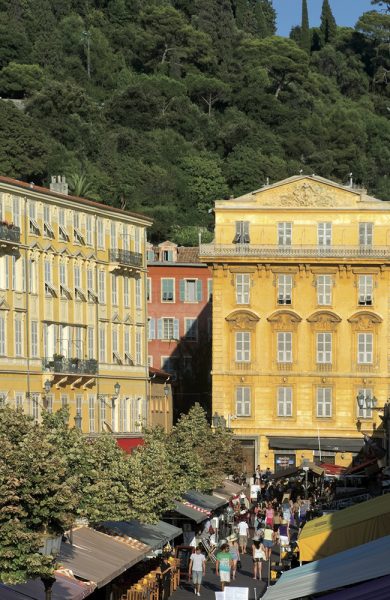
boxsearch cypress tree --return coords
[300,0,311,52]
[193,0,238,67]
[252,0,276,38]
[320,0,337,45]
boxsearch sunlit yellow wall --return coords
[0,179,152,433]
[202,177,390,470]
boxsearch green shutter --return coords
[179,279,185,301]
[197,279,202,301]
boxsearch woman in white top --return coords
[252,540,266,580]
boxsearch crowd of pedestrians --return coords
[189,465,327,595]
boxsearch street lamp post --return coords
[164,381,169,432]
[356,393,390,466]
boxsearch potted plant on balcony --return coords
[53,354,64,372]
[69,357,80,372]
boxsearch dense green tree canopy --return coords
[0,0,388,241]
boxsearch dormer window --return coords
[162,250,173,262]
[147,249,155,262]
[234,221,250,244]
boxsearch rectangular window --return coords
[134,227,141,253]
[236,274,250,304]
[119,397,128,432]
[88,395,95,433]
[278,222,292,246]
[317,387,332,417]
[99,326,106,363]
[98,270,106,304]
[73,212,85,244]
[44,260,56,297]
[236,386,251,416]
[0,314,6,355]
[162,318,174,340]
[318,222,332,246]
[136,329,142,365]
[97,219,105,249]
[30,321,38,357]
[162,249,173,262]
[278,386,293,417]
[12,256,24,292]
[74,265,85,301]
[184,318,198,341]
[61,394,69,408]
[43,205,54,238]
[358,332,373,364]
[135,278,141,309]
[235,331,251,362]
[31,393,39,420]
[317,332,332,364]
[184,279,197,302]
[112,326,120,362]
[14,318,23,357]
[161,278,174,302]
[100,396,106,429]
[59,324,70,358]
[110,221,116,249]
[58,208,69,241]
[277,274,292,305]
[357,387,373,419]
[358,275,373,306]
[234,221,250,244]
[317,275,332,305]
[12,196,20,228]
[111,274,118,305]
[359,222,373,246]
[277,332,292,363]
[74,326,83,359]
[76,394,82,417]
[124,276,130,307]
[45,394,53,413]
[15,392,24,410]
[146,277,151,302]
[86,215,93,245]
[124,327,131,363]
[87,326,94,359]
[122,224,129,251]
[29,201,40,235]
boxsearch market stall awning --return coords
[320,463,346,477]
[267,436,363,453]
[183,490,227,510]
[167,500,210,523]
[102,520,182,551]
[344,457,377,474]
[0,573,96,599]
[298,494,390,562]
[213,479,244,501]
[58,526,150,588]
[270,462,324,480]
[262,535,390,600]
[319,574,390,600]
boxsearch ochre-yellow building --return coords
[0,175,153,434]
[201,175,390,473]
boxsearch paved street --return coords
[171,552,269,599]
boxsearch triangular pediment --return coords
[43,243,56,253]
[59,248,73,257]
[231,176,381,209]
[0,296,10,310]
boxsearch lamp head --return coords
[164,382,169,397]
[356,392,365,410]
[44,380,51,394]
[114,382,120,396]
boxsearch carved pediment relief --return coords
[226,310,260,331]
[267,310,302,330]
[0,296,10,310]
[259,180,357,208]
[307,311,341,331]
[348,311,382,330]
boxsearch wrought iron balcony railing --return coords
[199,243,390,259]
[0,223,20,243]
[109,249,143,267]
[42,357,99,374]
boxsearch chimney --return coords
[50,175,68,195]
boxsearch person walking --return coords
[229,536,240,580]
[189,546,206,596]
[252,539,266,580]
[262,524,274,561]
[238,518,249,554]
[215,543,233,591]
[265,502,275,528]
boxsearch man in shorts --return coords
[238,519,249,554]
[215,543,233,591]
[189,546,206,596]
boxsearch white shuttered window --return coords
[236,387,251,416]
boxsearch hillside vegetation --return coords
[0,0,389,241]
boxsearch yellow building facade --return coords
[201,176,390,473]
[0,175,152,434]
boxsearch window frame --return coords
[317,274,332,306]
[316,387,332,418]
[277,331,292,363]
[236,386,251,417]
[235,331,251,363]
[277,386,293,417]
[236,273,250,305]
[161,278,175,302]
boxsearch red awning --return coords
[320,463,346,476]
[116,437,144,453]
